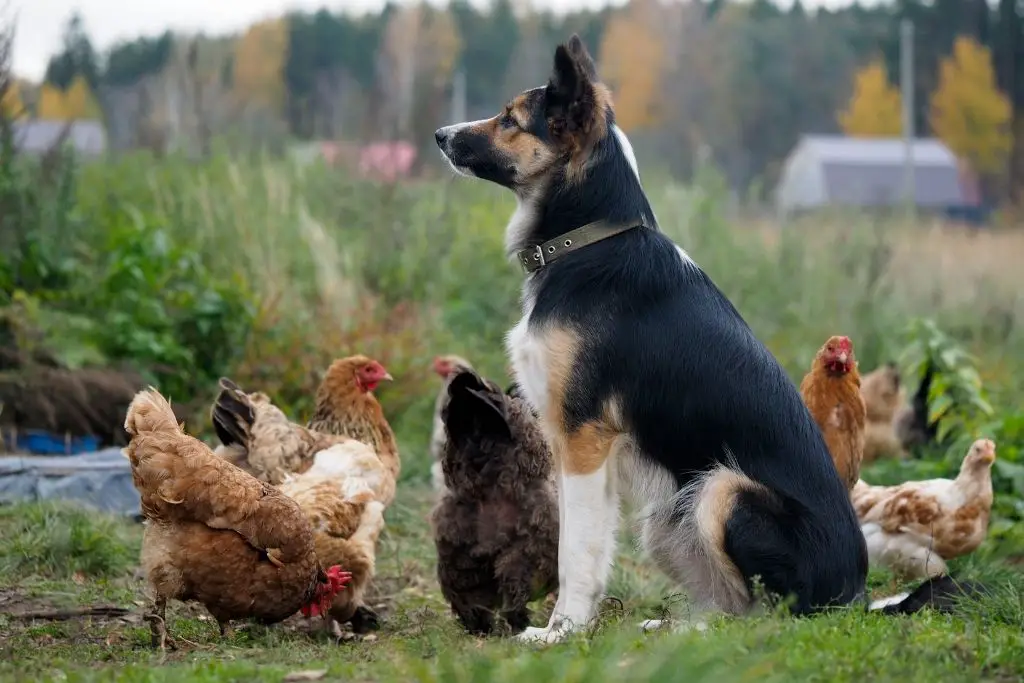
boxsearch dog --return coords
[434,34,868,644]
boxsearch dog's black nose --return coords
[434,128,448,147]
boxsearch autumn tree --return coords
[598,0,667,132]
[838,58,903,137]
[37,83,69,120]
[1,78,25,119]
[929,36,1012,176]
[377,3,461,140]
[232,18,289,114]
[63,74,103,119]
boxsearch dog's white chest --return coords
[506,315,549,419]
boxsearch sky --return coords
[6,0,862,82]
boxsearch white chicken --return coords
[852,438,996,579]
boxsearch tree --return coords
[837,58,903,137]
[36,83,70,120]
[599,0,668,132]
[1,78,26,119]
[232,18,289,114]
[44,13,99,90]
[62,74,102,119]
[929,36,1012,176]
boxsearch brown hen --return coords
[123,388,349,649]
[799,335,867,491]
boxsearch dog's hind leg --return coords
[517,428,621,645]
[641,466,755,624]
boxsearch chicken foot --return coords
[144,597,178,651]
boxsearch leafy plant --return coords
[899,318,994,446]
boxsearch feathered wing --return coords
[211,377,356,484]
[125,388,314,564]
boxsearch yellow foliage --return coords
[929,37,1012,176]
[35,76,102,121]
[63,75,102,119]
[37,83,70,120]
[232,18,289,112]
[1,80,27,119]
[837,59,902,137]
[598,0,667,132]
[420,8,462,83]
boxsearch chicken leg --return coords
[144,597,178,651]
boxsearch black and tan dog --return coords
[434,35,868,643]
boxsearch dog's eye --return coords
[500,113,519,130]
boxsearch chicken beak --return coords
[837,351,849,364]
[381,372,394,382]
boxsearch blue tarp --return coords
[0,448,141,517]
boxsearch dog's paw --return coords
[515,622,574,645]
[639,619,668,632]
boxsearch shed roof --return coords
[12,119,107,156]
[798,134,957,167]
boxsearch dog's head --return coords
[434,34,615,194]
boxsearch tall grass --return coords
[26,152,1024,479]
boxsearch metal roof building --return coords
[11,119,107,157]
[775,135,974,215]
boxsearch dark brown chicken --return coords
[432,368,558,635]
[123,388,349,649]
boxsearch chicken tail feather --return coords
[211,377,257,449]
[124,387,181,441]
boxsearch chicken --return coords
[123,388,350,649]
[306,355,400,488]
[276,472,387,635]
[211,356,398,633]
[852,438,996,580]
[211,378,387,501]
[860,362,907,463]
[799,335,867,491]
[895,360,937,451]
[432,367,558,635]
[429,354,474,495]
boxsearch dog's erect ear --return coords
[566,33,597,81]
[546,34,605,151]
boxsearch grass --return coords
[1,487,1023,683]
[2,156,1024,680]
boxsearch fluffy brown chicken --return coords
[852,438,996,579]
[211,378,378,486]
[859,362,907,463]
[123,388,350,649]
[429,354,474,495]
[211,356,398,634]
[799,335,867,491]
[432,367,558,635]
[276,474,387,635]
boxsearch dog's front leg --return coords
[517,429,619,645]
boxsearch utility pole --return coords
[900,18,915,219]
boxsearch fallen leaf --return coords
[283,671,328,682]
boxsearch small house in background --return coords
[12,119,107,158]
[775,135,981,221]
